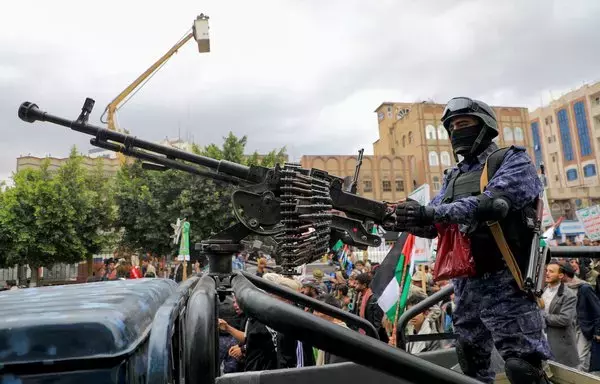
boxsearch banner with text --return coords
[575,205,600,241]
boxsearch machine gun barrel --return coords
[18,100,266,184]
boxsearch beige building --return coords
[529,82,600,219]
[300,154,412,201]
[372,101,533,195]
[16,155,121,178]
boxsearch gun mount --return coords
[18,99,395,276]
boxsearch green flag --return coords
[179,221,190,261]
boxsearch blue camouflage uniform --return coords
[428,142,552,383]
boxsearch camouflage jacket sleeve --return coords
[431,149,542,225]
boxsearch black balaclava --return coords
[450,122,491,159]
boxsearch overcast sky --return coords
[1,0,598,182]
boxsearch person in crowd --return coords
[102,258,118,281]
[335,284,350,311]
[333,270,347,286]
[347,274,358,313]
[218,295,244,374]
[353,273,387,343]
[312,269,329,293]
[169,258,184,283]
[256,257,268,277]
[405,290,442,354]
[141,256,156,277]
[561,261,600,372]
[262,273,315,368]
[313,294,347,365]
[354,260,366,274]
[218,297,277,372]
[300,278,321,299]
[542,261,578,368]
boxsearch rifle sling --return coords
[480,152,543,308]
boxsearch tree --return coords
[0,163,86,281]
[114,132,286,257]
[56,148,117,264]
[114,162,232,256]
[0,148,116,283]
[192,132,287,167]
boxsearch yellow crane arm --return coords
[104,31,195,132]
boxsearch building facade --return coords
[372,101,533,195]
[529,82,600,219]
[300,155,413,201]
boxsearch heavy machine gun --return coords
[19,98,394,276]
[11,98,510,384]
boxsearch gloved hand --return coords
[395,198,435,230]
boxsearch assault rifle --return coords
[524,163,550,299]
[18,98,396,275]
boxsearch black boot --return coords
[504,357,550,384]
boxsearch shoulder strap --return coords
[479,147,543,308]
[479,146,512,190]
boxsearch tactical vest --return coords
[441,151,536,276]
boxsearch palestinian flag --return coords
[372,232,417,321]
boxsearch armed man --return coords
[394,97,552,384]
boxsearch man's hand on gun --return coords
[386,198,438,238]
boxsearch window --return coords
[408,132,413,144]
[514,127,524,141]
[573,101,592,156]
[426,125,437,140]
[429,151,439,166]
[566,169,578,181]
[545,116,553,125]
[395,178,405,192]
[584,164,597,178]
[402,135,406,148]
[387,106,392,118]
[363,179,373,192]
[440,151,451,166]
[437,125,448,140]
[530,122,543,168]
[557,109,574,161]
[503,127,514,141]
[433,176,441,191]
[382,180,392,192]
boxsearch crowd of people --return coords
[86,253,203,283]
[215,250,452,374]
[213,240,600,378]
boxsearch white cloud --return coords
[0,0,598,178]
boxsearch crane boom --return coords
[102,14,210,135]
[104,32,195,132]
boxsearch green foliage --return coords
[114,162,234,256]
[194,131,287,168]
[0,148,116,269]
[0,132,288,269]
[113,132,286,255]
